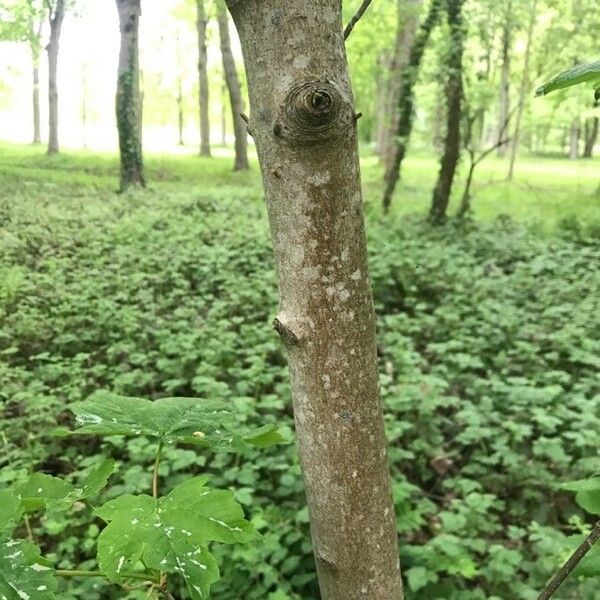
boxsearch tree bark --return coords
[217,3,249,171]
[225,1,403,598]
[583,103,599,158]
[381,0,423,170]
[497,0,512,158]
[176,33,185,146]
[46,0,65,155]
[196,0,211,156]
[569,117,580,160]
[115,0,145,191]
[374,52,391,154]
[32,59,41,144]
[508,0,536,180]
[429,0,464,224]
[382,0,443,213]
[221,82,227,145]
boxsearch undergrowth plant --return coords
[0,391,283,599]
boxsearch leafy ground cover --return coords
[1,142,599,599]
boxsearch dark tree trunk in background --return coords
[381,0,423,170]
[196,0,211,156]
[217,2,249,171]
[226,0,403,598]
[374,52,391,154]
[430,0,464,223]
[569,117,580,160]
[382,0,443,213]
[583,103,599,158]
[115,0,145,191]
[46,0,65,155]
[497,0,512,157]
[508,0,536,180]
[30,19,42,145]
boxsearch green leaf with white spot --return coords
[95,476,257,598]
[16,474,75,513]
[0,535,57,599]
[536,60,600,97]
[66,391,283,450]
[0,489,23,533]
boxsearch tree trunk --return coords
[225,1,403,598]
[32,60,41,144]
[221,82,227,145]
[382,0,443,213]
[429,0,464,224]
[583,105,599,158]
[46,0,65,155]
[196,0,211,156]
[115,0,145,191]
[508,0,536,180]
[217,3,249,171]
[81,63,88,149]
[381,0,423,170]
[569,117,580,160]
[176,33,185,146]
[497,0,512,158]
[374,53,391,154]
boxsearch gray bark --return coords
[196,0,211,156]
[30,18,42,145]
[225,1,403,598]
[569,117,580,160]
[46,0,65,154]
[381,0,422,170]
[497,0,512,157]
[217,3,249,171]
[508,0,537,180]
[116,0,145,190]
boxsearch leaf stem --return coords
[24,515,34,542]
[56,569,158,583]
[153,439,164,500]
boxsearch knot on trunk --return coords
[276,79,348,145]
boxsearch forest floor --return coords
[1,141,600,599]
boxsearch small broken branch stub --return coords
[272,317,300,345]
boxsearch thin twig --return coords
[343,0,374,40]
[56,569,159,584]
[538,521,600,600]
[24,515,34,542]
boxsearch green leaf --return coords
[67,391,282,450]
[573,544,600,578]
[575,490,600,515]
[0,535,57,599]
[95,476,258,598]
[241,424,286,448]
[406,566,438,592]
[16,474,75,513]
[79,458,117,499]
[536,60,600,97]
[561,478,600,493]
[0,490,23,534]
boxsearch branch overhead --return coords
[344,0,374,40]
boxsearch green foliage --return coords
[1,145,600,598]
[536,59,600,98]
[1,391,278,598]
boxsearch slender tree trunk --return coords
[497,0,512,158]
[374,53,391,154]
[381,0,423,170]
[508,0,536,180]
[583,104,599,158]
[569,117,580,160]
[46,0,65,155]
[457,160,475,217]
[430,0,464,224]
[176,33,185,146]
[382,0,443,213]
[221,82,227,145]
[32,59,41,144]
[196,0,211,156]
[115,0,145,191]
[81,62,88,149]
[217,3,249,171]
[226,1,403,598]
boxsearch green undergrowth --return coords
[1,143,599,599]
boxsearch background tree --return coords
[382,0,443,213]
[217,0,247,171]
[196,0,210,156]
[429,0,464,223]
[225,0,403,597]
[115,0,144,190]
[45,0,65,154]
